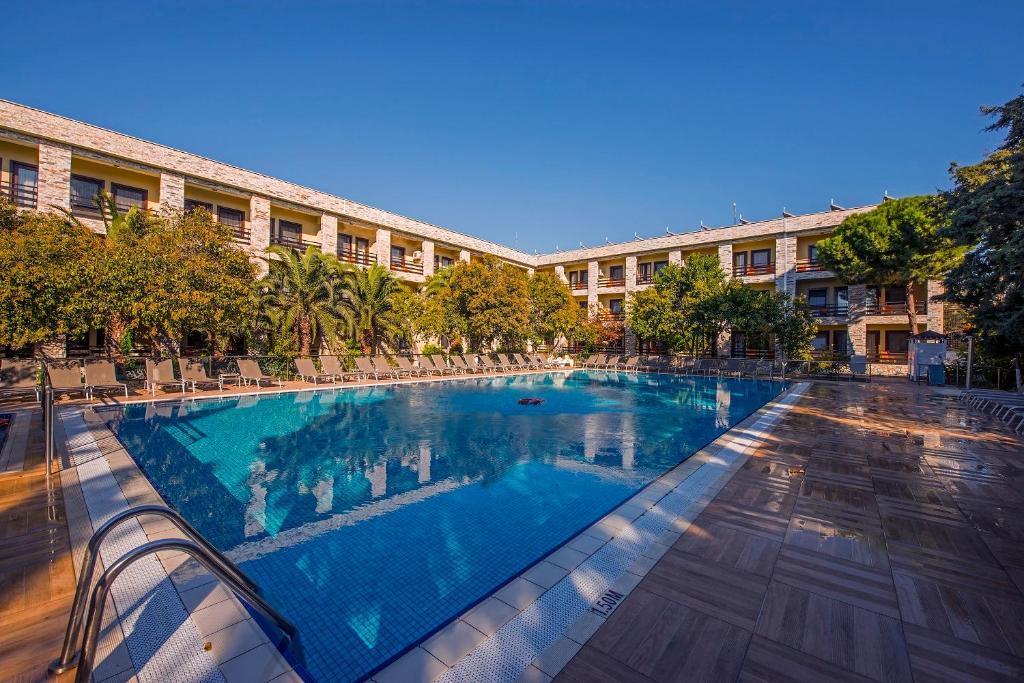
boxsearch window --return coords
[608,299,623,314]
[356,237,370,254]
[811,332,830,351]
[274,219,303,246]
[638,262,652,279]
[391,245,406,264]
[434,255,454,269]
[834,286,849,311]
[885,287,906,305]
[808,243,818,262]
[653,260,668,273]
[807,288,828,308]
[184,199,214,213]
[111,183,147,213]
[339,234,353,251]
[217,207,245,238]
[832,330,848,354]
[731,332,746,357]
[751,249,771,268]
[733,251,748,273]
[579,300,588,310]
[886,331,910,353]
[609,265,624,281]
[70,175,104,214]
[569,269,588,287]
[10,162,38,208]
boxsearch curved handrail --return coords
[74,538,296,683]
[50,504,259,675]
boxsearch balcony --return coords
[733,262,775,277]
[270,234,306,250]
[866,302,926,316]
[635,273,655,286]
[222,223,250,243]
[597,276,625,288]
[795,259,825,272]
[570,280,589,291]
[337,247,376,266]
[809,304,849,318]
[391,258,423,275]
[596,311,625,322]
[0,179,37,208]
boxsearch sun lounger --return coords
[429,354,459,375]
[371,355,403,379]
[0,359,40,401]
[146,359,186,396]
[497,353,523,370]
[394,355,430,376]
[84,359,129,398]
[45,362,88,399]
[621,356,640,372]
[177,358,224,393]
[295,358,336,384]
[449,355,481,374]
[237,358,283,387]
[514,353,539,370]
[601,354,623,369]
[476,355,505,373]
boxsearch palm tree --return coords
[261,246,346,355]
[338,264,404,354]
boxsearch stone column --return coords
[669,249,682,266]
[587,260,599,310]
[848,284,867,356]
[624,256,638,293]
[421,240,435,278]
[624,327,637,355]
[718,244,733,278]
[249,195,271,250]
[775,235,796,295]
[459,249,471,263]
[926,279,944,333]
[554,265,568,283]
[376,229,392,269]
[526,267,535,277]
[37,142,72,211]
[158,172,184,215]
[320,213,338,255]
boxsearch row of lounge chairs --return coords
[0,352,562,401]
[579,354,784,379]
[960,388,1024,435]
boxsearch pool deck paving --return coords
[552,380,1024,683]
[0,375,1021,682]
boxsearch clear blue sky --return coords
[3,1,1021,252]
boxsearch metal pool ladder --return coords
[50,504,297,682]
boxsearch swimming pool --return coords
[106,371,786,682]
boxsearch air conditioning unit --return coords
[411,250,423,263]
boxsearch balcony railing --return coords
[337,248,376,266]
[223,223,250,242]
[0,180,37,208]
[736,349,775,359]
[596,311,625,322]
[635,273,655,285]
[733,262,775,277]
[570,280,588,291]
[71,197,102,217]
[270,234,306,250]
[597,276,625,288]
[866,302,926,316]
[808,304,849,318]
[391,258,423,275]
[795,258,825,272]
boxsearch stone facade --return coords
[587,261,599,309]
[847,284,867,356]
[375,228,392,269]
[554,265,567,283]
[319,213,338,255]
[157,172,184,215]
[774,235,797,294]
[668,249,682,266]
[249,195,271,250]
[717,244,733,276]
[459,249,471,263]
[421,240,435,278]
[926,280,944,333]
[37,141,71,211]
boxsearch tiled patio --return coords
[0,377,1022,682]
[554,381,1024,683]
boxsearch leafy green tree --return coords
[817,196,965,333]
[941,90,1024,352]
[444,256,531,350]
[527,271,583,347]
[0,201,106,349]
[338,263,405,354]
[104,208,258,354]
[626,287,687,350]
[726,287,816,359]
[260,245,346,355]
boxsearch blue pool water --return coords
[106,371,785,682]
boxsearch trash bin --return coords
[927,364,945,386]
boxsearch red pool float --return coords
[517,398,544,405]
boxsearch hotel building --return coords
[0,100,942,367]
